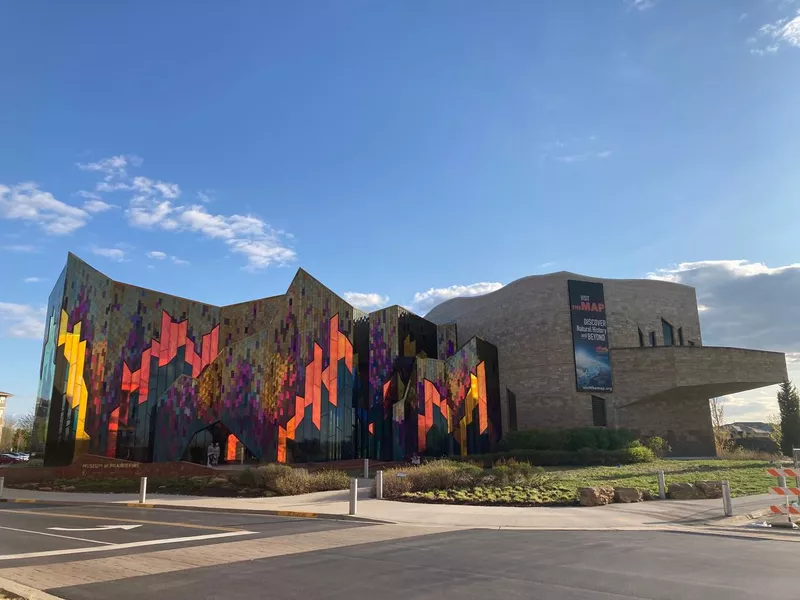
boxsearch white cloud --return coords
[3,244,38,253]
[82,199,115,213]
[412,282,504,312]
[648,259,800,422]
[131,176,181,200]
[131,202,296,269]
[0,303,46,339]
[0,183,89,235]
[750,11,800,54]
[80,154,296,270]
[625,0,657,11]
[91,246,126,262]
[23,277,43,283]
[171,256,190,266]
[77,154,142,181]
[146,250,167,260]
[343,292,390,310]
[196,191,213,203]
[557,150,612,163]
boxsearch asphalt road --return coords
[0,502,366,565]
[1,504,799,599]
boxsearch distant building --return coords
[0,391,10,445]
[723,422,775,439]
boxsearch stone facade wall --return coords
[425,271,784,455]
[426,272,704,435]
[617,394,716,457]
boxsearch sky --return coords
[1,0,799,423]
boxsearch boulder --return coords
[614,487,643,503]
[667,482,704,500]
[59,485,77,493]
[641,489,656,501]
[38,486,53,492]
[578,486,615,507]
[695,481,723,499]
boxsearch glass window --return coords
[638,328,645,347]
[649,331,656,346]
[662,319,675,346]
[507,389,518,432]
[592,396,607,427]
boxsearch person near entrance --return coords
[207,442,214,466]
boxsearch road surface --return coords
[0,502,797,599]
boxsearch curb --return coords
[0,497,387,524]
[0,575,64,600]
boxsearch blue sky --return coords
[1,0,799,421]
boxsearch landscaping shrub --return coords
[499,427,638,453]
[645,436,670,459]
[239,464,349,495]
[380,459,486,498]
[308,469,351,492]
[454,446,656,467]
[273,468,313,496]
[488,459,552,487]
[238,463,293,490]
[621,445,656,463]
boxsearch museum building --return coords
[35,254,786,465]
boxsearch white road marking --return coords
[0,530,255,561]
[0,525,114,546]
[49,524,142,532]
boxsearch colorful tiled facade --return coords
[35,254,502,466]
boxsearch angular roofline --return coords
[65,252,295,309]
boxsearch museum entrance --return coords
[182,421,256,466]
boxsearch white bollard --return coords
[657,471,666,500]
[363,458,369,479]
[349,478,358,515]
[0,476,4,499]
[721,480,733,517]
[376,470,383,500]
[139,476,148,504]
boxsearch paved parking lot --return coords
[0,502,368,565]
[3,503,800,600]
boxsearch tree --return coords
[709,397,731,455]
[777,380,800,457]
[0,415,17,452]
[767,412,783,453]
[12,411,36,451]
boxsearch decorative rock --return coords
[667,482,704,500]
[614,487,643,503]
[38,486,53,492]
[695,481,723,499]
[770,520,799,529]
[59,485,77,493]
[578,486,615,506]
[641,489,655,501]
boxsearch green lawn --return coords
[399,459,779,506]
[547,459,778,499]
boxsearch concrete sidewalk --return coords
[0,486,773,530]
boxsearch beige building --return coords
[426,272,787,456]
[0,391,9,445]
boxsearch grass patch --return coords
[549,459,776,499]
[381,458,776,506]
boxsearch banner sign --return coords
[568,280,612,392]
